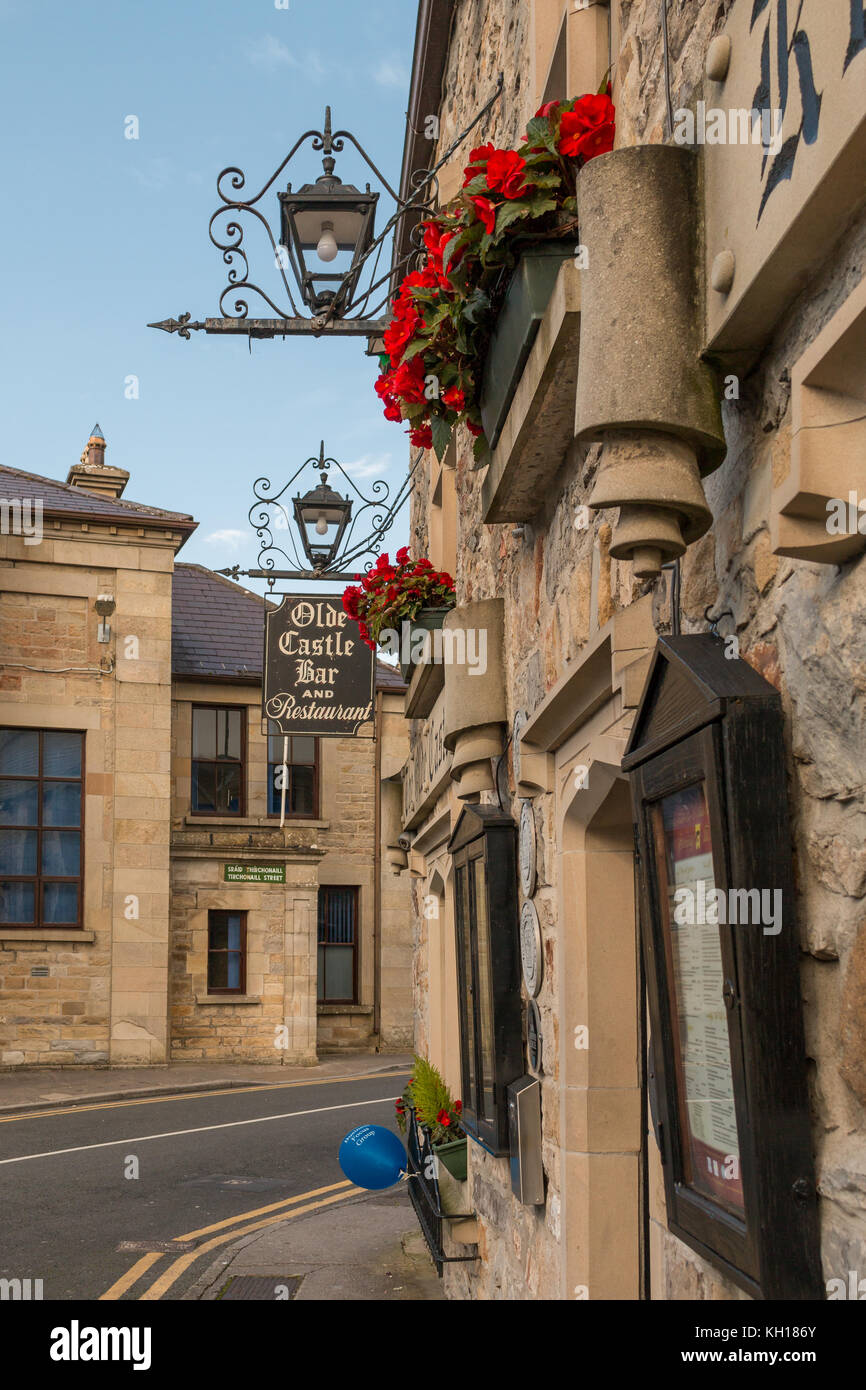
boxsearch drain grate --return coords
[218,1275,302,1301]
[117,1239,198,1253]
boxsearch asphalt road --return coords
[0,1066,409,1301]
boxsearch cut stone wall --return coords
[404,0,866,1302]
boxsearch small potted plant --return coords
[395,1054,468,1182]
[342,548,456,681]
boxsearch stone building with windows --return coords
[394,0,866,1302]
[0,428,411,1069]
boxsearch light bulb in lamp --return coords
[315,513,329,536]
[316,222,338,262]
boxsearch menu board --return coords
[657,784,744,1215]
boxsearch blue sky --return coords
[0,0,416,591]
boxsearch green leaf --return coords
[472,432,489,463]
[461,287,491,326]
[430,414,453,462]
[525,115,559,154]
[525,194,558,219]
[461,172,489,197]
[494,200,534,237]
[401,336,429,361]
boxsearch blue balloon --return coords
[339,1124,406,1190]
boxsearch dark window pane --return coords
[208,952,228,990]
[0,881,35,924]
[215,708,242,761]
[43,781,82,827]
[474,856,495,1122]
[192,708,216,760]
[292,737,316,765]
[322,945,353,1000]
[226,953,241,989]
[42,831,80,876]
[191,763,216,813]
[0,829,37,875]
[0,780,39,826]
[0,730,38,776]
[43,732,82,778]
[216,764,241,813]
[291,767,315,816]
[317,944,326,1000]
[43,882,79,924]
[210,917,228,950]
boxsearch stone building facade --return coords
[395,0,866,1301]
[0,430,412,1068]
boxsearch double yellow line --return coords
[101,1179,363,1301]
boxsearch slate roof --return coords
[172,564,270,683]
[0,463,196,533]
[171,564,407,691]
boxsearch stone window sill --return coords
[183,816,329,830]
[482,259,581,524]
[0,930,96,945]
[403,659,445,720]
[195,994,262,1005]
[317,1004,373,1016]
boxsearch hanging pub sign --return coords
[263,594,375,738]
[622,635,822,1301]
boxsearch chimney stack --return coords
[66,424,130,499]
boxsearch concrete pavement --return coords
[184,1187,445,1301]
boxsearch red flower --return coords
[442,386,465,413]
[391,356,427,404]
[485,149,530,199]
[413,558,433,572]
[454,1100,462,1112]
[535,99,562,120]
[462,141,495,186]
[395,545,410,565]
[342,585,361,619]
[437,1109,451,1127]
[409,423,433,450]
[557,94,615,161]
[466,419,484,438]
[469,195,496,234]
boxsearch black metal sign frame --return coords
[263,593,374,739]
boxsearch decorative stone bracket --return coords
[443,597,506,797]
[575,145,727,579]
[381,777,407,874]
[771,273,866,564]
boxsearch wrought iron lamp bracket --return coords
[149,75,504,339]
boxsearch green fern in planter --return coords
[404,1054,465,1145]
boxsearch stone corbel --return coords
[771,273,866,564]
[381,777,407,875]
[443,597,506,797]
[515,739,553,799]
[575,145,727,579]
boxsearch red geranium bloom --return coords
[557,93,615,161]
[442,386,465,413]
[391,356,427,404]
[454,1100,462,1112]
[462,141,495,186]
[469,195,496,234]
[437,1109,451,1127]
[396,545,410,564]
[485,148,530,199]
[409,423,433,450]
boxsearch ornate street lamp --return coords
[292,463,353,570]
[217,441,424,587]
[148,83,503,347]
